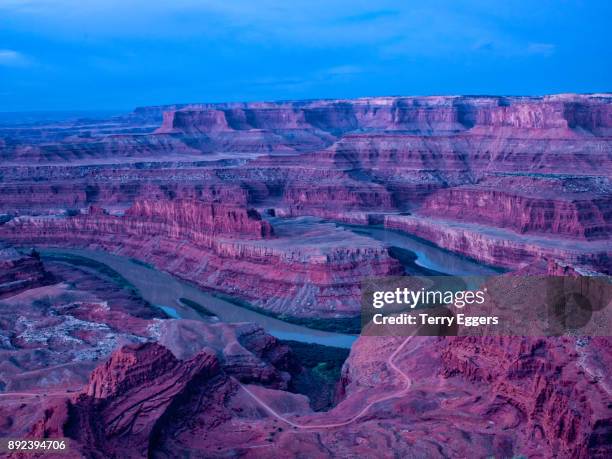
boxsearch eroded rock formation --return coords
[2,94,609,276]
[10,334,609,458]
[0,94,610,457]
[0,245,54,298]
[0,204,400,318]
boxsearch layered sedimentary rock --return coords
[0,203,400,317]
[11,333,609,458]
[0,162,251,214]
[0,201,271,249]
[420,176,611,240]
[5,331,300,457]
[123,199,273,238]
[0,245,54,298]
[2,94,610,457]
[155,94,612,135]
[2,94,611,275]
[384,213,610,273]
[155,95,610,270]
[334,335,611,458]
[0,247,306,452]
[438,336,611,458]
[0,95,610,317]
[0,251,162,393]
[0,239,302,395]
[13,343,270,458]
[75,344,223,458]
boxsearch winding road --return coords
[239,334,414,429]
[2,336,416,431]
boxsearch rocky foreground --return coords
[4,322,610,457]
[1,250,608,457]
[0,94,610,457]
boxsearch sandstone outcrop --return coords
[1,94,610,275]
[438,336,611,458]
[420,182,611,240]
[155,95,612,135]
[0,245,54,298]
[0,94,610,457]
[11,334,609,458]
[384,214,611,273]
[29,343,225,458]
[0,204,401,318]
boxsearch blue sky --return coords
[0,0,610,111]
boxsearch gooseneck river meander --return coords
[40,221,501,349]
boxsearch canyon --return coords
[0,94,610,457]
[1,95,610,279]
[4,328,609,457]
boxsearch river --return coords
[40,221,500,349]
[41,247,358,348]
[340,224,502,277]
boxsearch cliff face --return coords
[1,200,270,240]
[2,95,610,458]
[155,95,612,135]
[26,336,294,458]
[0,164,250,213]
[2,94,610,275]
[125,199,273,238]
[334,335,611,459]
[69,344,224,458]
[18,334,610,458]
[1,262,306,456]
[0,94,609,308]
[85,342,187,399]
[0,245,54,298]
[383,214,610,273]
[438,336,611,458]
[0,203,401,317]
[421,184,611,240]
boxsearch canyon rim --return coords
[0,94,610,458]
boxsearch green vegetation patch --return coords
[281,340,349,378]
[281,340,351,411]
[211,292,361,334]
[129,257,155,269]
[178,297,217,317]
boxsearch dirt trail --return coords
[240,335,414,429]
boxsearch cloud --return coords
[0,0,559,63]
[0,49,30,66]
[0,1,487,51]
